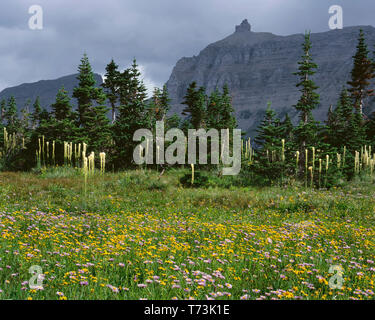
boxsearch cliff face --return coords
[166,20,375,136]
[0,73,103,111]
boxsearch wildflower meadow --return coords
[1,168,375,300]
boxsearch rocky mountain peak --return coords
[166,25,375,137]
[235,19,251,33]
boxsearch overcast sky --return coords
[0,0,373,95]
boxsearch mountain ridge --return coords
[166,21,375,136]
[0,73,104,111]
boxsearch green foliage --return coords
[347,29,375,115]
[112,59,149,169]
[179,171,209,188]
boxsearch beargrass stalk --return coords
[305,149,308,188]
[325,154,329,188]
[309,166,313,188]
[337,153,341,169]
[46,142,49,165]
[191,164,195,185]
[100,152,106,174]
[295,151,300,178]
[52,141,55,166]
[319,158,322,189]
[312,147,315,171]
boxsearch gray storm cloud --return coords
[0,0,373,93]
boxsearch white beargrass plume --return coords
[64,141,68,165]
[281,139,285,162]
[100,152,106,174]
[308,166,313,188]
[324,154,329,188]
[3,127,8,150]
[88,152,95,175]
[295,151,300,177]
[46,141,49,164]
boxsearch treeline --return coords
[250,29,375,186]
[1,29,375,188]
[0,54,237,171]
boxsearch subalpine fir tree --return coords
[73,53,104,128]
[325,88,356,149]
[5,96,19,133]
[20,99,31,135]
[219,84,237,130]
[73,54,111,151]
[206,87,221,129]
[50,86,78,144]
[0,99,6,124]
[347,29,375,116]
[148,85,170,123]
[31,96,42,129]
[292,32,320,151]
[253,103,285,185]
[113,58,149,168]
[182,82,207,129]
[102,59,120,123]
[85,102,111,153]
[52,86,74,121]
[279,113,293,140]
[255,103,282,151]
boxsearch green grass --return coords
[0,167,375,300]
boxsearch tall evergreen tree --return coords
[52,86,74,121]
[255,103,282,150]
[113,59,149,168]
[347,29,374,116]
[50,86,78,143]
[0,99,6,124]
[182,82,207,129]
[148,85,170,123]
[5,96,19,133]
[73,53,104,128]
[73,53,110,151]
[102,59,120,123]
[220,84,237,130]
[292,32,320,150]
[31,96,42,129]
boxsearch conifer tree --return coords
[220,84,237,130]
[347,29,375,116]
[182,82,207,129]
[73,53,105,128]
[102,59,120,123]
[50,86,78,143]
[255,103,281,150]
[31,96,42,129]
[292,32,320,150]
[206,87,221,129]
[5,96,19,133]
[148,85,170,123]
[0,99,6,124]
[279,113,293,140]
[113,59,149,168]
[253,103,285,185]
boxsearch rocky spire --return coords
[235,19,251,33]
